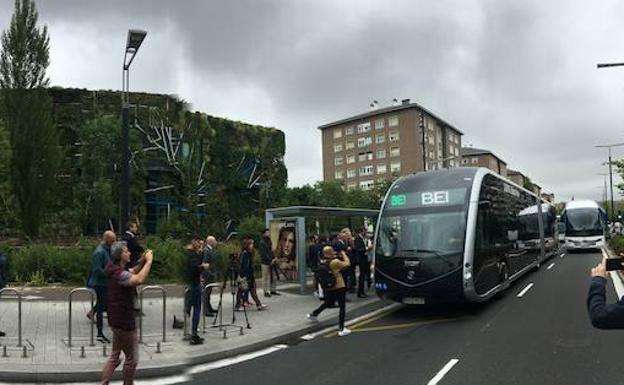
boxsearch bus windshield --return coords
[376,210,466,260]
[565,208,603,236]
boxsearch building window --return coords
[346,155,356,164]
[335,170,343,179]
[345,126,354,135]
[357,122,371,134]
[359,180,375,191]
[471,157,478,164]
[333,129,342,139]
[357,136,372,148]
[359,165,374,176]
[462,159,468,165]
[390,161,401,173]
[334,143,343,152]
[376,149,386,159]
[376,134,385,144]
[428,136,434,145]
[375,119,384,130]
[390,147,400,157]
[428,150,434,159]
[388,115,399,127]
[347,182,357,190]
[345,141,355,150]
[358,152,373,162]
[389,132,400,142]
[334,156,343,166]
[377,163,387,174]
[347,169,357,178]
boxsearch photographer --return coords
[306,245,351,337]
[588,257,624,329]
[185,235,210,345]
[101,242,153,385]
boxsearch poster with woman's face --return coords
[270,221,297,266]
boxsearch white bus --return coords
[561,200,607,250]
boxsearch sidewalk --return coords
[0,283,387,383]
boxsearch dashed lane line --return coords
[547,262,555,270]
[516,282,534,298]
[188,344,288,374]
[427,359,460,385]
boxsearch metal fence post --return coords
[202,283,219,334]
[68,288,96,348]
[139,285,167,344]
[0,288,23,347]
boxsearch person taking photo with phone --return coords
[587,256,624,329]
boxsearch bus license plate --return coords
[403,297,425,305]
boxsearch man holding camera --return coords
[588,256,624,329]
[101,242,153,385]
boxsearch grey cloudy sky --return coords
[2,0,624,202]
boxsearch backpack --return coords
[316,261,336,290]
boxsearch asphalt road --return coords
[179,250,621,385]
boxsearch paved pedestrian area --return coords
[0,283,382,382]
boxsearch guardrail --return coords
[0,288,22,347]
[68,287,96,348]
[139,285,166,344]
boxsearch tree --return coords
[0,0,60,236]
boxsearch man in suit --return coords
[122,222,144,269]
[354,228,370,298]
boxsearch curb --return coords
[0,298,393,383]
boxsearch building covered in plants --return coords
[47,87,287,238]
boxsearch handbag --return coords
[236,276,249,291]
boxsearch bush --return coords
[609,236,624,255]
[237,215,265,242]
[144,236,185,282]
[8,244,91,284]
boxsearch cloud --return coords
[1,0,624,201]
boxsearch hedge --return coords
[0,237,260,285]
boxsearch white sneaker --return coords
[306,314,318,322]
[338,328,351,337]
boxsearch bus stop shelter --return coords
[265,206,379,294]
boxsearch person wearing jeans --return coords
[185,235,209,345]
[307,245,351,336]
[88,230,115,343]
[101,242,153,385]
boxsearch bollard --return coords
[68,288,96,348]
[139,286,167,344]
[183,287,190,339]
[2,345,7,357]
[80,346,85,358]
[102,343,107,357]
[156,342,161,354]
[0,288,23,347]
[22,346,27,359]
[202,283,219,333]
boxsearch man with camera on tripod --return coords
[185,235,210,345]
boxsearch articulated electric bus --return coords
[373,167,554,304]
[561,200,607,250]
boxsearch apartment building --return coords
[507,169,542,196]
[319,99,463,190]
[460,147,508,177]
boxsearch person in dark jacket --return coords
[0,251,6,337]
[185,235,210,345]
[87,230,116,343]
[587,256,624,329]
[307,235,322,294]
[202,235,218,316]
[122,222,144,269]
[259,228,278,297]
[236,238,267,311]
[101,241,153,385]
[354,228,372,298]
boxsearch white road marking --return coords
[299,302,402,340]
[547,263,555,270]
[427,359,459,385]
[517,283,534,298]
[188,344,288,374]
[135,375,191,385]
[560,253,565,258]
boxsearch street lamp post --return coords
[121,29,147,231]
[595,143,624,221]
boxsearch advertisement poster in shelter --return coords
[270,220,297,279]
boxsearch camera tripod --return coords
[211,263,250,338]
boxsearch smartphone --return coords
[606,258,624,271]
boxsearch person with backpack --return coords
[306,245,352,337]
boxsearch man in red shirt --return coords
[101,242,153,385]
